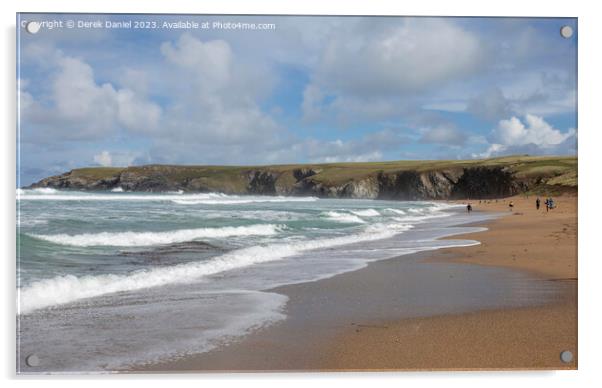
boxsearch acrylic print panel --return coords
[16,13,577,373]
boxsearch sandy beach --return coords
[322,195,577,370]
[134,194,577,372]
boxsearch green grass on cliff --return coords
[65,155,577,189]
[70,167,125,179]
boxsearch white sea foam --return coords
[17,219,48,227]
[18,190,319,204]
[385,208,407,215]
[17,187,58,196]
[19,222,411,314]
[30,224,285,247]
[171,195,318,205]
[236,210,306,222]
[322,211,366,224]
[350,209,380,217]
[391,211,452,223]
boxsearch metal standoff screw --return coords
[25,21,41,34]
[25,353,40,367]
[560,25,573,39]
[560,350,573,363]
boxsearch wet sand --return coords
[135,194,577,372]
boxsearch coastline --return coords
[132,194,577,372]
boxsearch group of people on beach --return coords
[536,197,556,212]
[465,196,557,213]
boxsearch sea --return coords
[17,187,497,372]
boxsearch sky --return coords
[17,14,577,186]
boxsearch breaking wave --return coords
[17,189,319,204]
[350,209,381,217]
[19,222,412,314]
[322,211,366,224]
[29,224,285,247]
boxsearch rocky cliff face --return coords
[28,161,569,200]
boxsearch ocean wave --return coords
[235,210,306,222]
[385,208,407,215]
[17,187,58,195]
[17,190,319,204]
[17,219,48,227]
[322,211,366,224]
[171,194,318,205]
[350,209,380,217]
[19,222,410,314]
[29,224,285,247]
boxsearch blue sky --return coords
[17,14,577,185]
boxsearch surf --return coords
[19,222,412,314]
[29,224,286,247]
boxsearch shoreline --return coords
[133,194,577,372]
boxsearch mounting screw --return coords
[25,21,41,34]
[560,25,573,39]
[25,353,40,367]
[560,350,573,363]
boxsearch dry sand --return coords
[444,195,577,279]
[135,194,577,372]
[321,195,577,370]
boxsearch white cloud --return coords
[477,114,577,158]
[93,150,138,167]
[314,18,483,96]
[156,33,281,146]
[160,34,233,90]
[259,129,410,165]
[422,101,467,113]
[301,84,324,122]
[52,56,120,133]
[491,114,575,148]
[299,18,485,124]
[466,87,511,121]
[474,143,507,159]
[21,49,162,142]
[118,68,151,96]
[419,126,466,146]
[93,151,112,167]
[116,89,161,133]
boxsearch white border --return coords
[2,1,601,387]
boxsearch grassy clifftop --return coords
[30,155,577,199]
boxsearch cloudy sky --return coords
[17,14,577,185]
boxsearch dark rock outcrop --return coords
[450,167,518,199]
[247,171,278,195]
[377,170,458,200]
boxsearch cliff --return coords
[27,156,577,200]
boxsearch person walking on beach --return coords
[509,201,514,212]
[545,198,550,212]
[536,197,541,210]
[467,203,472,213]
